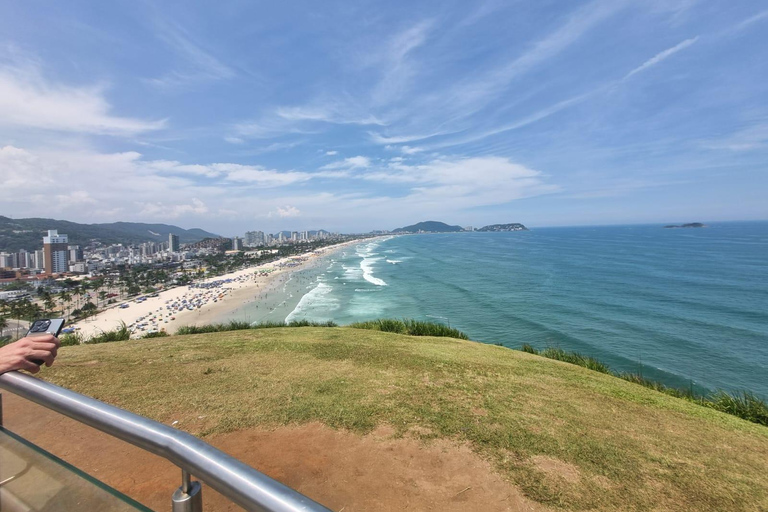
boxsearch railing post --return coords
[172,469,203,512]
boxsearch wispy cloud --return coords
[733,9,768,32]
[321,156,371,170]
[370,20,434,104]
[0,55,165,135]
[145,17,235,88]
[700,123,768,151]
[624,37,699,79]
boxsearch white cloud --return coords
[0,60,165,135]
[320,156,371,170]
[275,105,383,126]
[325,150,338,156]
[400,145,423,154]
[624,37,699,79]
[269,205,301,218]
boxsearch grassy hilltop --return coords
[43,327,767,511]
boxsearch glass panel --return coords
[0,427,152,512]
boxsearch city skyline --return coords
[1,1,767,233]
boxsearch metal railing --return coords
[0,371,332,512]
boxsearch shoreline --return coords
[74,239,372,339]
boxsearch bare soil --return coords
[2,393,547,512]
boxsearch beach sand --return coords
[75,240,366,339]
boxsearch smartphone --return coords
[26,318,65,366]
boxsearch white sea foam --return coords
[285,282,338,322]
[361,256,387,286]
[386,259,402,264]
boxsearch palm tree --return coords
[59,291,72,320]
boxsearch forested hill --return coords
[0,216,219,252]
[392,221,464,233]
[477,223,528,232]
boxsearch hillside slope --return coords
[39,328,768,511]
[0,216,218,252]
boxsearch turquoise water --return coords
[284,222,768,397]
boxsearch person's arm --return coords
[0,334,61,374]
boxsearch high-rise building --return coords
[169,233,180,252]
[43,229,68,274]
[291,231,298,241]
[34,249,45,270]
[0,252,13,268]
[232,237,243,251]
[68,245,83,264]
[17,250,34,268]
[244,230,265,247]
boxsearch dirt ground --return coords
[2,392,547,512]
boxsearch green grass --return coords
[348,318,469,339]
[518,344,768,427]
[42,328,768,511]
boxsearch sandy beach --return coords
[75,240,367,339]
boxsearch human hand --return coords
[0,334,61,374]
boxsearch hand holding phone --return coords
[26,319,65,366]
[0,319,63,374]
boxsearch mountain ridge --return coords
[0,216,219,252]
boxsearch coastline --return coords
[75,239,371,339]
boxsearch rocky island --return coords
[664,223,706,229]
[477,223,528,232]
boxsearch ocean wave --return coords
[361,257,387,286]
[386,259,402,264]
[286,282,338,322]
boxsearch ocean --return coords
[249,222,768,397]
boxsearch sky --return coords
[0,0,767,235]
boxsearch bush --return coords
[85,323,131,344]
[142,331,169,339]
[175,319,338,335]
[348,319,469,340]
[539,347,612,374]
[60,332,84,346]
[705,391,768,426]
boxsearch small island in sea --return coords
[477,223,528,232]
[392,221,465,233]
[664,223,706,229]
[392,220,529,233]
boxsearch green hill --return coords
[392,220,464,233]
[42,328,767,511]
[0,216,219,252]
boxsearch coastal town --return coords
[0,226,370,342]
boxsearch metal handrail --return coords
[0,371,331,512]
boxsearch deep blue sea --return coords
[284,223,768,397]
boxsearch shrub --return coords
[60,332,84,346]
[348,319,469,340]
[175,319,337,335]
[85,323,131,344]
[142,331,169,339]
[705,391,768,426]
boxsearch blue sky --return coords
[0,0,766,235]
